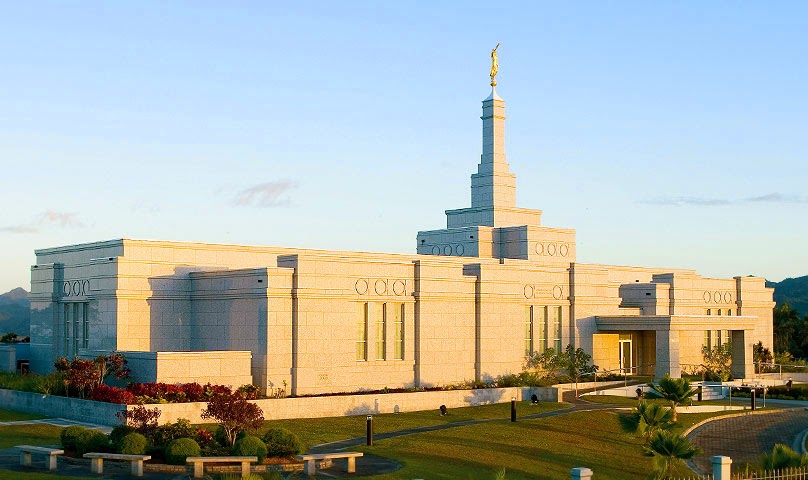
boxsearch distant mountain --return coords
[767,275,808,315]
[0,287,30,336]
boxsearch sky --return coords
[1,1,807,293]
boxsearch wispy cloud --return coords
[639,193,808,207]
[0,210,85,234]
[233,181,297,207]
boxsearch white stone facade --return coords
[27,86,774,395]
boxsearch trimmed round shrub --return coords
[76,429,110,456]
[262,428,303,458]
[232,435,267,463]
[61,425,88,451]
[118,432,148,455]
[165,437,201,465]
[109,424,136,451]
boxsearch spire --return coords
[471,47,516,209]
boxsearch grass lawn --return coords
[0,472,89,480]
[0,424,63,449]
[0,409,47,422]
[255,402,569,449]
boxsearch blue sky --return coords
[1,1,806,292]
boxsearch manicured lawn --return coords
[258,402,569,449]
[0,424,63,449]
[0,409,47,422]
[356,410,671,479]
[0,472,90,480]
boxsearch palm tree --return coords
[618,400,675,444]
[760,444,808,470]
[644,430,701,479]
[648,375,696,421]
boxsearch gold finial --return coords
[490,43,500,87]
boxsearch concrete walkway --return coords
[0,417,113,433]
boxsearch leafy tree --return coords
[618,400,675,444]
[116,405,161,435]
[563,344,598,396]
[774,304,802,355]
[94,353,131,389]
[54,358,98,398]
[760,444,808,470]
[644,430,700,479]
[200,391,264,447]
[524,347,564,378]
[701,342,733,381]
[648,375,696,422]
[753,341,773,374]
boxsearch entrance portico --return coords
[594,315,758,380]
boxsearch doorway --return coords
[619,334,633,375]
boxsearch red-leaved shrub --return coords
[90,384,137,404]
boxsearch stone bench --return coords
[297,452,363,476]
[83,452,152,477]
[185,456,257,478]
[16,445,64,471]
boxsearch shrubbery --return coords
[76,429,110,455]
[118,432,148,455]
[165,438,201,465]
[60,425,87,451]
[262,428,303,458]
[109,424,136,451]
[232,436,267,463]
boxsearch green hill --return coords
[767,275,808,315]
[0,287,30,336]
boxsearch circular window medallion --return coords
[560,244,569,257]
[375,279,387,295]
[72,281,81,296]
[703,291,712,303]
[431,246,440,255]
[392,280,406,296]
[355,279,369,295]
[82,280,90,296]
[443,245,452,255]
[553,285,564,299]
[523,285,534,299]
[63,282,71,296]
[455,244,465,256]
[535,243,544,255]
[713,291,722,304]
[547,244,557,256]
[723,292,732,304]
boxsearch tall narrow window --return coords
[63,303,70,355]
[724,330,730,344]
[376,304,386,360]
[707,309,712,316]
[704,330,711,349]
[552,306,562,351]
[714,329,722,347]
[536,306,547,354]
[82,303,89,348]
[393,303,404,360]
[356,303,368,361]
[73,303,80,354]
[525,306,533,356]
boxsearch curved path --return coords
[687,404,808,475]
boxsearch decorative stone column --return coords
[731,331,753,379]
[655,329,681,379]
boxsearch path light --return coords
[439,405,447,416]
[511,397,516,422]
[366,415,373,446]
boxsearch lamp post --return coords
[366,415,373,446]
[510,397,516,422]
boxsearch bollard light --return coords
[366,415,373,446]
[510,397,517,422]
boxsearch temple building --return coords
[27,66,773,395]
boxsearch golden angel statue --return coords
[490,43,500,86]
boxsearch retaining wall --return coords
[0,385,565,426]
